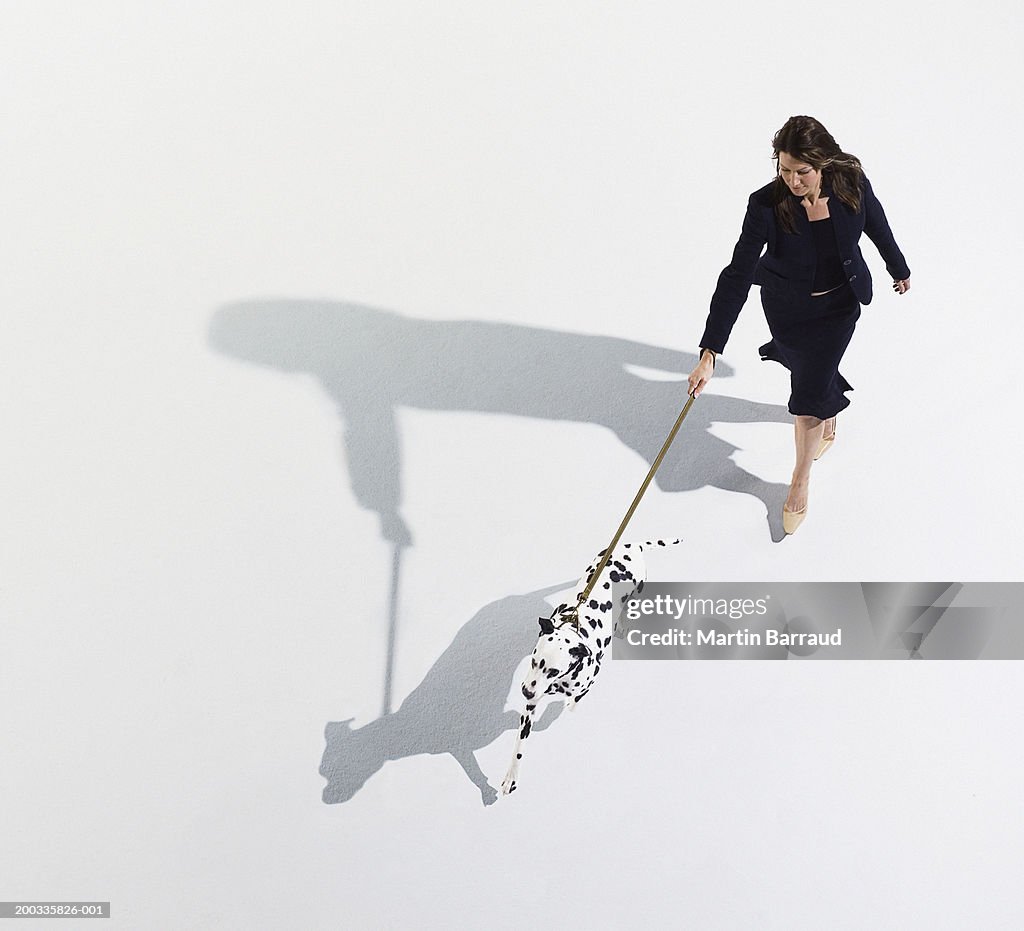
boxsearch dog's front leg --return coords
[499,703,536,795]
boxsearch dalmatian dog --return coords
[499,538,681,796]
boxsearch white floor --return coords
[4,3,1024,928]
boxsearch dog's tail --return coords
[624,538,683,549]
[597,538,682,558]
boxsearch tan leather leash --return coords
[558,390,698,630]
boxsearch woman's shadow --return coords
[208,299,791,545]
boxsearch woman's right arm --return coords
[688,190,769,394]
[697,190,770,355]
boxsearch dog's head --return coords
[531,622,596,690]
[537,601,581,636]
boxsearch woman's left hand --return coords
[892,278,910,294]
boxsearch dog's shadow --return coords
[319,584,572,807]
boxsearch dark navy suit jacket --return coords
[699,175,911,354]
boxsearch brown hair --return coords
[770,115,864,234]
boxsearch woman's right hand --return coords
[687,350,715,397]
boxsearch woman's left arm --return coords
[862,176,911,288]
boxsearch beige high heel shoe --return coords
[782,504,807,534]
[814,417,836,460]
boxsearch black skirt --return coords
[758,282,861,420]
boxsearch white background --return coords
[3,2,1023,928]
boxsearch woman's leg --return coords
[785,415,827,513]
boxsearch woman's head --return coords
[777,150,822,199]
[769,115,864,229]
[771,115,842,176]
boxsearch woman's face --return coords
[777,151,822,197]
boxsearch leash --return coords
[558,389,699,630]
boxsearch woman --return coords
[687,115,911,534]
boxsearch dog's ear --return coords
[538,616,555,635]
